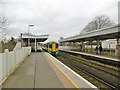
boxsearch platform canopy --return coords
[21,33,49,42]
[59,24,120,42]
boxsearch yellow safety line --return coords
[44,53,80,89]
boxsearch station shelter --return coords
[20,33,49,51]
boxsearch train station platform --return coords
[59,49,120,66]
[2,51,98,89]
[61,49,119,60]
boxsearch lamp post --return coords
[28,24,34,46]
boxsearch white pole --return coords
[28,24,34,46]
[35,38,36,52]
[28,26,30,46]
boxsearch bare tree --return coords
[0,16,8,40]
[82,15,114,33]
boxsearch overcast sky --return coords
[0,0,119,42]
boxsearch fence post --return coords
[4,49,9,76]
[28,46,31,56]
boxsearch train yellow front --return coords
[47,42,59,56]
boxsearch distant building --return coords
[102,39,117,49]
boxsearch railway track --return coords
[66,53,120,78]
[56,51,120,90]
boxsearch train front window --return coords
[56,44,58,48]
[49,44,52,48]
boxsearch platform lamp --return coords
[28,24,34,46]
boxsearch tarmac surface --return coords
[2,52,76,88]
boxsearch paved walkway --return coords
[2,52,75,88]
